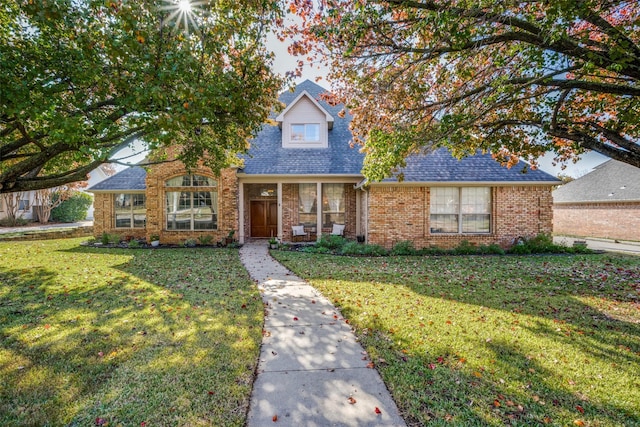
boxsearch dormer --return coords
[276,90,334,148]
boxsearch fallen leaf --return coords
[576,405,585,414]
[367,361,375,368]
[374,407,382,415]
[272,414,278,422]
[574,421,585,426]
[428,363,437,370]
[293,317,298,321]
[493,400,501,407]
[348,396,356,404]
[95,417,107,426]
[208,391,214,395]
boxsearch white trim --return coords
[239,182,245,244]
[277,182,283,240]
[316,182,322,240]
[275,91,334,129]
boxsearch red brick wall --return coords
[91,193,146,240]
[366,185,554,249]
[146,162,238,245]
[554,202,640,241]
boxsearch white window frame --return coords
[430,187,491,234]
[114,193,146,229]
[291,123,321,143]
[165,175,218,231]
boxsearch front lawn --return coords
[0,238,263,427]
[271,251,640,426]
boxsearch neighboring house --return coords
[0,165,111,222]
[88,80,559,249]
[553,160,640,241]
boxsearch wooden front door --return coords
[250,200,278,238]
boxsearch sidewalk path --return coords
[0,220,93,234]
[240,241,407,427]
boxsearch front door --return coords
[250,200,277,238]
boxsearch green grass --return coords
[0,238,263,427]
[271,251,640,427]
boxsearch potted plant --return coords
[149,234,160,247]
[226,229,235,245]
[268,237,278,249]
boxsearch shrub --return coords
[51,192,92,223]
[453,240,478,255]
[128,239,142,248]
[302,245,330,254]
[100,232,110,245]
[507,234,592,255]
[198,235,214,245]
[340,241,366,255]
[317,235,347,251]
[183,239,197,247]
[478,244,506,255]
[390,240,417,256]
[362,244,388,257]
[0,217,30,227]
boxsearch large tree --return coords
[288,0,640,180]
[0,0,284,193]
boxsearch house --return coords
[88,80,559,249]
[0,165,111,222]
[553,160,640,241]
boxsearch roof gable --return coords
[275,90,334,130]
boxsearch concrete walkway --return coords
[239,241,407,427]
[0,220,93,234]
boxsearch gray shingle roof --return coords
[239,80,364,176]
[89,80,561,190]
[553,160,640,203]
[87,165,147,192]
[383,148,560,183]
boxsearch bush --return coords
[0,217,30,227]
[453,240,478,255]
[507,234,592,255]
[198,235,214,245]
[478,244,506,255]
[183,239,197,247]
[302,245,330,254]
[390,240,417,256]
[362,244,388,256]
[340,241,366,255]
[317,235,347,251]
[51,192,92,223]
[128,239,142,248]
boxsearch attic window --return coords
[291,124,320,142]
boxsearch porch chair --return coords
[291,225,307,242]
[331,223,345,236]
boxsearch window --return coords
[115,194,146,228]
[18,200,29,211]
[430,187,491,234]
[291,124,320,142]
[322,183,345,228]
[298,184,317,226]
[166,175,217,230]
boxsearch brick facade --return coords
[554,202,640,241]
[365,185,554,249]
[94,167,554,248]
[94,162,238,245]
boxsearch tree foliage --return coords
[288,0,640,180]
[1,0,284,192]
